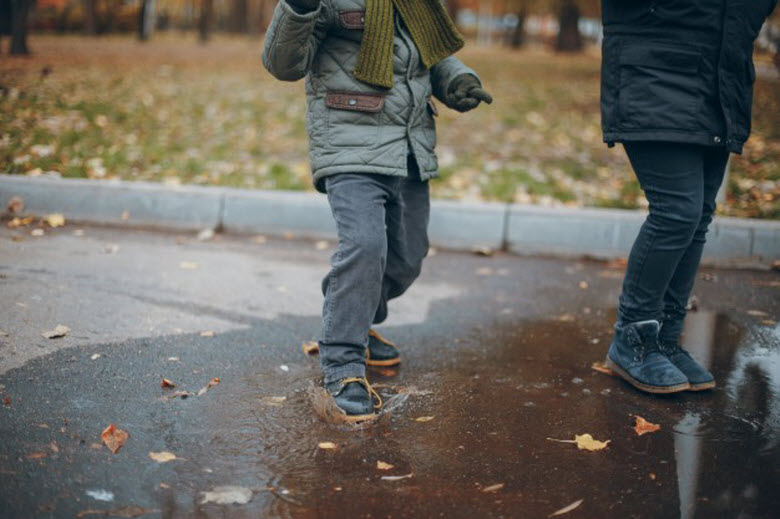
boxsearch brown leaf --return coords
[591,361,614,376]
[578,280,589,290]
[376,460,394,470]
[196,377,220,397]
[101,424,128,454]
[302,341,319,355]
[41,324,70,339]
[3,397,10,407]
[6,196,24,214]
[161,378,176,389]
[549,498,583,517]
[632,415,661,436]
[26,451,48,459]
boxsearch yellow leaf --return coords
[376,460,394,470]
[44,214,65,227]
[482,483,505,493]
[149,451,177,463]
[302,341,319,355]
[318,442,337,450]
[413,416,435,422]
[547,434,610,451]
[591,361,614,375]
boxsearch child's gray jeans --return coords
[319,166,430,384]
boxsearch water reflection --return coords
[674,312,780,519]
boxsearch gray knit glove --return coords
[448,74,493,112]
[285,0,320,13]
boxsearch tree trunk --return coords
[556,0,582,52]
[138,0,156,41]
[229,0,249,33]
[10,0,32,55]
[199,0,213,42]
[84,0,97,35]
[509,8,527,48]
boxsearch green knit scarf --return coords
[354,0,465,89]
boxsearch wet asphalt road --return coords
[0,224,778,518]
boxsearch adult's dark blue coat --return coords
[600,0,777,153]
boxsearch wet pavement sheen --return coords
[0,233,778,519]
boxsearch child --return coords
[263,0,492,421]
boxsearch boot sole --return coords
[367,357,400,367]
[606,357,690,394]
[688,381,716,391]
[341,412,378,423]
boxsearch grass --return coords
[1,34,778,219]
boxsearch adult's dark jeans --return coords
[318,159,430,384]
[618,142,730,343]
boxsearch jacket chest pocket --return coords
[339,10,365,30]
[617,44,704,131]
[325,91,384,147]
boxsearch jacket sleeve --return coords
[430,56,479,109]
[262,0,331,82]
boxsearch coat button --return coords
[348,99,357,106]
[713,136,722,144]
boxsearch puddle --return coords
[1,310,778,517]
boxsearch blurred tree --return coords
[6,0,33,54]
[555,0,581,51]
[84,0,97,34]
[229,0,249,33]
[199,0,213,41]
[138,0,156,40]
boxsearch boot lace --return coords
[340,377,383,410]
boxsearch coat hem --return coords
[312,166,438,193]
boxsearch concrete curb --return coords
[1,174,778,267]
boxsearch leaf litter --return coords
[632,415,661,436]
[101,424,128,454]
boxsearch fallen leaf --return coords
[632,415,661,436]
[549,498,583,517]
[179,261,198,270]
[472,246,494,256]
[199,330,215,337]
[283,232,295,240]
[482,483,505,493]
[101,424,128,454]
[0,329,8,336]
[747,309,769,317]
[76,506,155,518]
[120,211,130,221]
[26,451,48,459]
[761,319,777,327]
[376,460,394,470]
[196,377,220,396]
[318,442,338,450]
[315,240,329,250]
[381,473,413,481]
[148,451,178,463]
[31,228,45,237]
[41,325,70,339]
[253,235,267,244]
[547,434,610,451]
[279,364,290,372]
[90,353,101,360]
[475,267,494,276]
[7,216,34,228]
[413,416,435,422]
[260,396,286,406]
[85,489,114,502]
[591,361,614,375]
[3,397,10,407]
[44,213,65,227]
[161,378,176,389]
[197,228,215,241]
[302,341,319,355]
[578,280,589,290]
[199,486,253,505]
[49,441,59,453]
[6,196,24,214]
